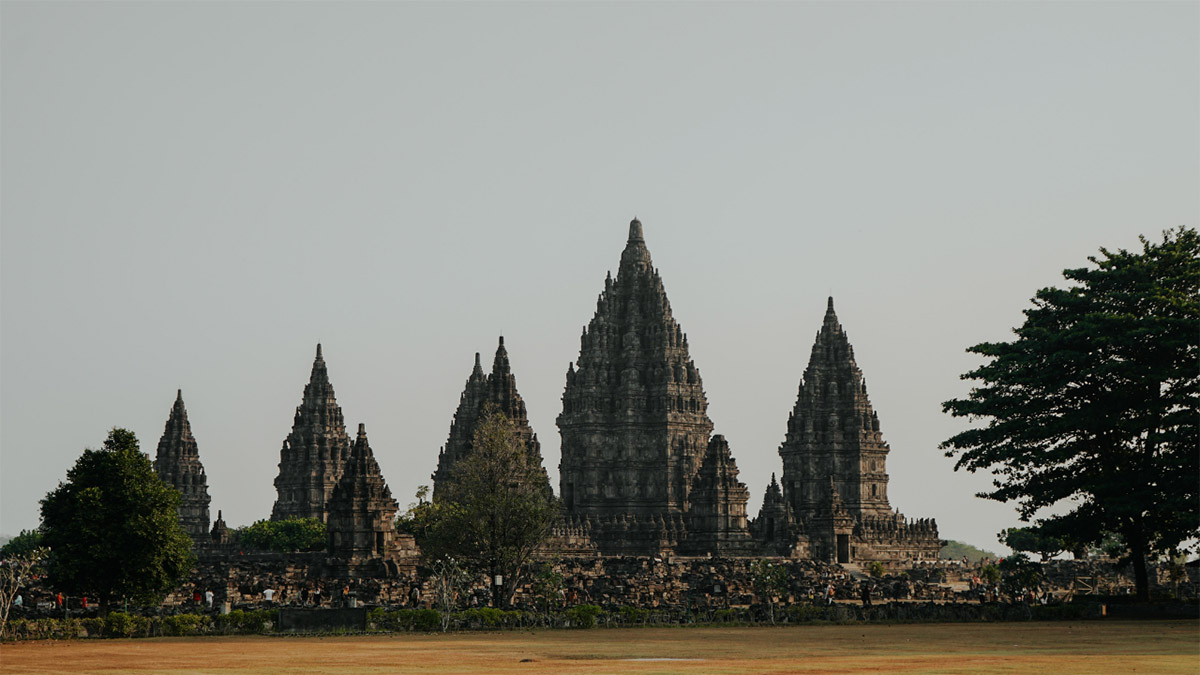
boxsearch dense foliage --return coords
[999,527,1069,561]
[940,540,998,563]
[39,429,195,608]
[0,530,42,559]
[405,406,557,607]
[237,517,326,553]
[941,227,1199,600]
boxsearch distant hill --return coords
[940,540,998,564]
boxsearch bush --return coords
[80,617,104,638]
[162,613,211,636]
[214,609,274,634]
[618,605,647,624]
[104,612,149,638]
[370,608,442,632]
[566,604,601,629]
[868,561,886,578]
[456,607,522,628]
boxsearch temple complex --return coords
[271,344,352,522]
[772,298,941,563]
[558,218,748,555]
[162,219,940,569]
[153,389,212,540]
[326,423,402,576]
[432,337,549,499]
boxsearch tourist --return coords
[14,594,22,608]
[193,589,202,606]
[824,583,835,606]
[409,583,420,608]
[860,581,872,607]
[263,587,276,606]
[205,589,214,609]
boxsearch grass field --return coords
[1,621,1197,674]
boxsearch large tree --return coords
[941,227,1198,601]
[40,428,196,609]
[413,406,557,607]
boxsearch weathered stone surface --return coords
[681,435,757,556]
[271,344,351,523]
[774,298,940,563]
[559,218,739,555]
[210,509,231,545]
[153,389,212,540]
[326,423,401,577]
[433,337,549,499]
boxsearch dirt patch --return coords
[1,621,1196,674]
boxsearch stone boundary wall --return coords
[10,553,1196,619]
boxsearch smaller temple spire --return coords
[628,217,644,243]
[823,296,839,328]
[492,335,511,375]
[472,352,483,376]
[316,343,323,360]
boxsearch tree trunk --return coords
[1131,549,1150,602]
[1127,524,1151,602]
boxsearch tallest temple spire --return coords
[558,217,721,555]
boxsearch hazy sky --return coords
[2,1,1197,554]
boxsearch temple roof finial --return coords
[316,343,323,359]
[357,422,366,436]
[628,217,644,243]
[176,389,183,402]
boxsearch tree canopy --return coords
[0,529,43,559]
[405,406,557,607]
[941,227,1199,600]
[39,428,196,608]
[238,517,326,553]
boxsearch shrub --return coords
[566,604,601,629]
[162,613,210,636]
[868,561,886,578]
[80,617,104,638]
[104,612,149,638]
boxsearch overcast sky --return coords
[2,1,1196,554]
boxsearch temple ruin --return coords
[157,217,938,569]
[432,337,550,500]
[769,297,941,562]
[326,423,403,577]
[153,389,212,540]
[270,344,352,523]
[558,218,735,555]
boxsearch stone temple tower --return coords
[327,423,400,576]
[779,298,892,524]
[558,218,716,554]
[777,298,941,564]
[433,337,548,499]
[153,389,212,540]
[272,344,352,522]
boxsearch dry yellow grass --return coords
[1,621,1197,674]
